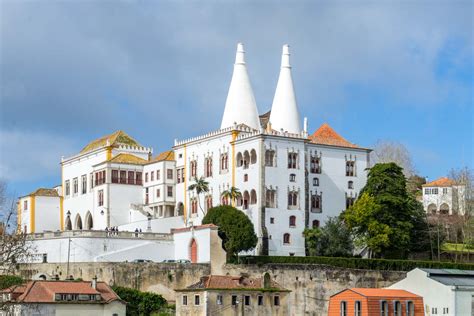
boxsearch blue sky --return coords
[0,0,472,197]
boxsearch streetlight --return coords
[147,212,152,232]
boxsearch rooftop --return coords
[149,150,175,163]
[80,130,141,154]
[422,177,456,187]
[26,188,59,198]
[349,288,420,298]
[179,275,288,292]
[106,153,148,165]
[309,123,364,149]
[420,268,474,287]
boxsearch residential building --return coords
[175,273,290,316]
[389,268,474,316]
[422,177,466,215]
[0,279,125,316]
[328,288,423,316]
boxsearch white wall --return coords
[35,196,61,233]
[173,228,212,263]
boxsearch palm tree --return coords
[188,177,209,216]
[221,186,242,206]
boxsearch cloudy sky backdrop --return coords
[1,1,472,197]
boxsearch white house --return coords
[389,268,474,316]
[18,43,371,259]
[422,177,466,215]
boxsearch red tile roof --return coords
[422,177,456,187]
[2,280,121,304]
[309,123,364,149]
[350,288,420,298]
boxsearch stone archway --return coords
[427,203,437,215]
[440,203,450,215]
[85,212,93,230]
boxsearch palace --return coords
[18,43,371,261]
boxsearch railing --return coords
[29,230,172,241]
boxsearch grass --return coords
[441,243,474,253]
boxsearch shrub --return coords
[0,275,23,290]
[112,286,167,316]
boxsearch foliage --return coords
[112,286,167,316]
[371,140,415,177]
[406,175,426,197]
[304,217,353,257]
[0,275,23,290]
[220,187,242,205]
[202,205,257,260]
[237,255,474,271]
[343,163,431,258]
[187,177,209,216]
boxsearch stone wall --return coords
[17,262,405,315]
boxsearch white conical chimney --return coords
[220,43,260,130]
[269,44,301,134]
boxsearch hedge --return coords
[237,256,474,271]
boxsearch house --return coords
[389,268,474,315]
[175,273,290,315]
[0,278,126,316]
[328,288,423,316]
[422,177,466,215]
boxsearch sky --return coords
[0,0,473,198]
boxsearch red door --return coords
[190,239,197,263]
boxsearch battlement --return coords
[174,123,256,147]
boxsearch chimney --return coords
[91,276,97,290]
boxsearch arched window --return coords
[243,191,250,209]
[288,191,298,209]
[265,150,275,167]
[176,202,184,216]
[205,196,213,211]
[205,157,213,177]
[346,160,355,176]
[189,238,198,263]
[312,220,320,228]
[266,189,276,208]
[190,160,197,178]
[243,151,250,169]
[250,149,257,164]
[220,153,228,172]
[440,203,450,215]
[191,199,198,214]
[85,211,93,230]
[310,156,321,174]
[283,233,290,244]
[75,214,82,230]
[348,181,354,189]
[289,216,296,227]
[311,193,322,212]
[244,174,248,182]
[236,152,243,167]
[394,301,401,316]
[221,195,229,206]
[250,190,257,204]
[427,203,437,214]
[65,216,72,231]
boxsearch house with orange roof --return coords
[175,273,290,316]
[422,177,466,215]
[0,278,125,316]
[328,287,423,316]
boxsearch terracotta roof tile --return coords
[27,188,59,197]
[149,150,175,163]
[106,153,148,165]
[185,275,286,291]
[350,288,420,298]
[422,177,456,187]
[309,123,363,149]
[80,131,141,154]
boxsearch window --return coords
[348,181,354,189]
[98,190,104,206]
[394,301,401,316]
[216,295,223,305]
[151,171,154,181]
[288,191,298,208]
[156,170,160,180]
[232,295,238,306]
[90,173,94,189]
[407,301,414,316]
[194,295,200,306]
[145,173,149,183]
[266,189,276,208]
[191,199,198,214]
[190,160,197,178]
[73,177,78,194]
[283,233,290,244]
[311,193,322,212]
[205,158,213,177]
[167,169,173,180]
[288,152,297,169]
[156,189,160,198]
[81,175,87,194]
[94,170,106,186]
[258,295,263,306]
[250,190,257,205]
[346,160,355,177]
[177,169,181,183]
[112,170,119,183]
[313,178,319,186]
[380,301,388,316]
[270,217,275,224]
[443,188,448,194]
[346,195,356,209]
[244,295,250,305]
[289,216,296,227]
[289,173,296,182]
[221,195,229,206]
[432,188,439,194]
[145,188,149,204]
[273,296,280,306]
[310,155,321,173]
[220,153,228,172]
[136,172,142,185]
[65,180,70,196]
[340,301,347,316]
[244,174,248,182]
[355,301,361,316]
[425,188,431,194]
[312,220,320,228]
[120,170,126,184]
[265,150,275,167]
[167,186,173,197]
[128,171,135,184]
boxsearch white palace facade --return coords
[18,43,371,262]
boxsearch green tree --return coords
[304,217,353,257]
[343,163,429,258]
[187,177,209,215]
[202,205,257,260]
[220,187,242,206]
[112,286,167,316]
